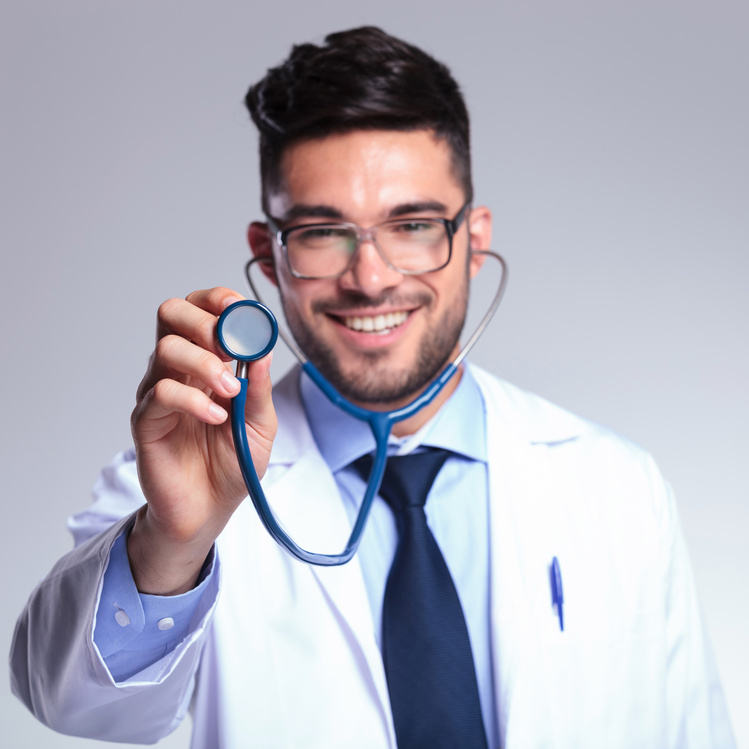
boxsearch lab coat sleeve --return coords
[9,449,221,743]
[656,460,735,748]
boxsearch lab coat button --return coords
[114,609,130,627]
[157,617,175,631]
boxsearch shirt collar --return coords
[300,365,487,473]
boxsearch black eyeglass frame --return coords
[265,201,472,280]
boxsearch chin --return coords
[317,351,450,407]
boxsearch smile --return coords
[342,310,409,335]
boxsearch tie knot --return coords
[353,448,451,513]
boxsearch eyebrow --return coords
[279,204,344,223]
[388,201,448,218]
[277,200,450,224]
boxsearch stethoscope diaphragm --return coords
[217,300,278,362]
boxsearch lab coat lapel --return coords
[485,418,554,742]
[474,366,582,743]
[267,374,393,734]
[266,452,393,733]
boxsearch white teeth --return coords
[344,310,408,333]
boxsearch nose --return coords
[339,237,403,297]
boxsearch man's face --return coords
[252,129,490,409]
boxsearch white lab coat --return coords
[10,365,734,748]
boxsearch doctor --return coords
[11,26,734,748]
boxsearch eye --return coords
[393,221,435,233]
[387,220,443,242]
[298,226,345,239]
[292,225,352,245]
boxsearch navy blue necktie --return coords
[354,450,488,749]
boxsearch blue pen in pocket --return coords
[550,556,564,632]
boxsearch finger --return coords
[185,287,246,316]
[151,335,242,398]
[156,293,240,357]
[133,378,229,444]
[242,353,278,442]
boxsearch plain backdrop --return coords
[1,1,746,747]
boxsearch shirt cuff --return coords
[93,529,216,681]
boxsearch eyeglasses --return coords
[266,202,471,280]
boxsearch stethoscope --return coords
[216,251,508,566]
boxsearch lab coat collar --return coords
[269,363,585,466]
[468,364,585,446]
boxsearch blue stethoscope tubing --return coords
[219,250,508,566]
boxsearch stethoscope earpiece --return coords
[217,300,278,362]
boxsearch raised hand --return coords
[128,287,277,595]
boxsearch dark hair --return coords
[245,26,472,211]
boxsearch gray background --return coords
[1,1,746,746]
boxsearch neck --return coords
[333,343,465,438]
[381,363,464,438]
[391,370,462,437]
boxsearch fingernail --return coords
[208,403,227,421]
[221,370,241,394]
[224,296,241,308]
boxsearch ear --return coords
[247,222,279,287]
[467,205,492,279]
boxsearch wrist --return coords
[127,506,217,595]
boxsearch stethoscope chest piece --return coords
[217,300,278,362]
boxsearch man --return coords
[11,27,734,748]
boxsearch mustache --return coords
[311,290,431,314]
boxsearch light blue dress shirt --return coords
[95,365,497,745]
